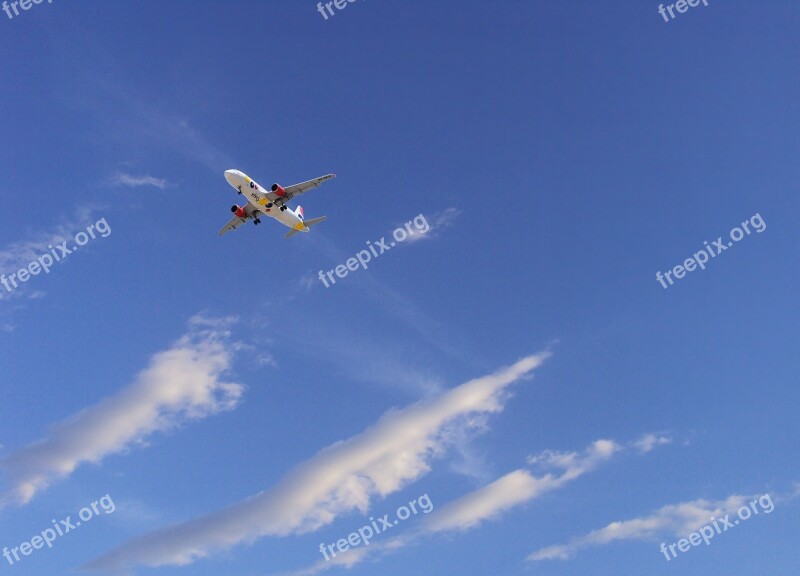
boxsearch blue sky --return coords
[0,1,798,575]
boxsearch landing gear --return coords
[237,186,242,195]
[280,205,287,212]
[254,217,261,225]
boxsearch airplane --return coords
[218,169,335,238]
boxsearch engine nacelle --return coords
[271,184,286,197]
[231,205,246,218]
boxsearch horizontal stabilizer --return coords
[303,216,327,227]
[284,216,327,239]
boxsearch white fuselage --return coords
[224,169,304,231]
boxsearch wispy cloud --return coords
[75,51,237,174]
[528,492,764,561]
[295,211,468,365]
[285,434,666,576]
[427,438,621,534]
[0,315,243,507]
[632,433,672,453]
[82,352,551,573]
[110,172,168,189]
[0,207,101,302]
[404,208,460,243]
[283,323,446,397]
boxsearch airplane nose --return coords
[224,170,242,187]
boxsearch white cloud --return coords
[633,433,672,453]
[110,173,168,189]
[432,470,548,532]
[527,494,759,561]
[0,316,243,507]
[429,439,620,534]
[284,434,667,576]
[83,352,551,573]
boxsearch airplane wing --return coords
[218,203,259,236]
[266,174,336,203]
[284,174,336,197]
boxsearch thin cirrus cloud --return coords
[0,207,101,302]
[528,493,766,561]
[82,352,552,573]
[632,433,673,453]
[287,434,669,576]
[402,207,461,244]
[426,438,623,533]
[0,315,243,507]
[110,172,168,189]
[429,434,670,534]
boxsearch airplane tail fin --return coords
[284,216,327,239]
